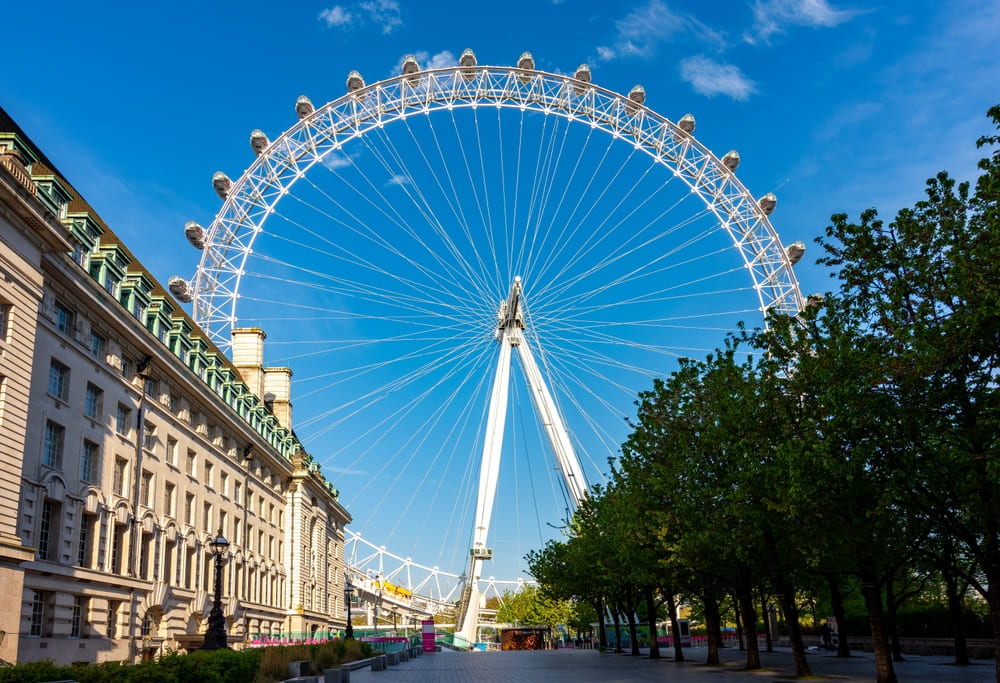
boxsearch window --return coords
[143,422,156,451]
[189,409,200,430]
[113,457,128,496]
[185,493,196,526]
[110,523,125,573]
[221,471,229,497]
[167,436,178,466]
[78,513,95,567]
[90,332,106,359]
[71,596,83,637]
[30,590,47,636]
[169,393,179,414]
[144,377,158,398]
[220,510,228,538]
[54,301,73,334]
[164,482,176,516]
[186,449,196,476]
[84,383,103,419]
[48,359,69,401]
[39,499,57,561]
[81,440,99,482]
[132,298,146,321]
[116,403,131,436]
[103,269,120,298]
[120,357,133,380]
[203,502,212,532]
[43,421,65,468]
[204,462,214,489]
[234,481,242,503]
[140,470,153,507]
[0,302,10,341]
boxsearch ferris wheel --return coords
[179,49,805,632]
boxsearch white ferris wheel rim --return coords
[187,59,806,600]
[191,63,804,344]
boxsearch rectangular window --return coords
[54,301,73,334]
[203,502,212,532]
[144,377,158,398]
[120,357,132,380]
[0,302,11,341]
[143,422,156,451]
[48,359,69,401]
[70,596,83,637]
[185,493,196,526]
[90,332,106,359]
[113,457,128,496]
[43,421,65,468]
[234,481,242,503]
[169,393,179,414]
[116,403,131,436]
[204,462,214,489]
[164,482,176,516]
[111,523,125,573]
[103,270,119,298]
[140,470,153,507]
[167,436,178,466]
[221,471,229,497]
[81,440,99,483]
[189,409,200,430]
[220,510,228,539]
[186,449,196,476]
[78,513,94,567]
[30,590,46,636]
[84,383,103,419]
[39,499,54,560]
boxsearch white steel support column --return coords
[458,277,587,646]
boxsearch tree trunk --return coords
[760,587,774,652]
[643,585,661,659]
[592,598,608,651]
[734,600,745,651]
[829,576,851,657]
[736,582,762,670]
[860,570,897,683]
[942,562,969,665]
[610,602,624,653]
[884,577,904,662]
[665,592,684,662]
[703,592,722,666]
[625,603,641,656]
[775,584,812,677]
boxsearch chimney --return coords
[263,367,293,430]
[231,327,265,398]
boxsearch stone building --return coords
[0,107,351,665]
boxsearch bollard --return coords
[400,649,409,661]
[370,655,386,671]
[386,651,399,666]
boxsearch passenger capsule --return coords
[572,64,591,94]
[168,276,193,303]
[184,221,205,250]
[678,114,696,134]
[786,240,806,266]
[401,54,420,84]
[758,192,777,216]
[625,85,645,114]
[212,172,231,200]
[460,48,477,81]
[346,70,365,94]
[295,95,315,120]
[721,150,740,172]
[250,129,269,156]
[516,51,534,84]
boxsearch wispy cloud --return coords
[395,50,457,73]
[679,56,757,101]
[387,174,410,187]
[746,0,861,44]
[596,0,724,61]
[318,0,402,34]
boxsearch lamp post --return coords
[344,581,355,639]
[374,583,382,638]
[202,529,230,650]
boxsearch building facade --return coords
[0,108,351,665]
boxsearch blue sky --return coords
[4,0,999,592]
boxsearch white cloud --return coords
[387,174,410,187]
[746,0,861,44]
[322,152,356,171]
[318,6,352,28]
[399,50,457,72]
[679,56,757,101]
[318,0,402,34]
[360,0,403,34]
[597,0,724,61]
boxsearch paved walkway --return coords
[347,646,998,682]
